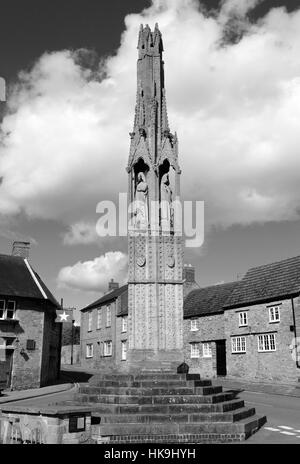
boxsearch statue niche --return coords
[132,160,149,230]
[160,161,173,232]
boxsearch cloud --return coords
[63,221,99,245]
[57,251,128,292]
[1,0,300,230]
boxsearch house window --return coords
[6,301,16,320]
[0,300,16,320]
[190,343,200,358]
[88,311,93,332]
[121,316,128,333]
[121,340,127,361]
[231,336,246,353]
[0,300,5,319]
[238,311,248,327]
[97,309,102,330]
[202,342,212,358]
[190,319,198,331]
[86,343,93,358]
[258,333,276,352]
[106,306,111,327]
[104,340,112,357]
[269,306,280,323]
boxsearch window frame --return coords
[257,333,276,352]
[87,311,93,332]
[86,343,93,358]
[0,300,5,319]
[121,316,128,333]
[190,342,200,358]
[121,340,127,361]
[202,342,212,358]
[238,311,248,327]
[104,340,112,357]
[97,308,102,330]
[0,300,16,320]
[231,336,247,354]
[190,319,198,332]
[268,306,280,323]
[106,305,111,328]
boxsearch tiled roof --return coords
[224,255,300,308]
[0,254,59,307]
[183,282,239,318]
[81,284,128,311]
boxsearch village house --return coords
[183,281,238,378]
[224,255,300,384]
[184,255,300,385]
[0,241,61,391]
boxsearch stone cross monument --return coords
[127,24,184,371]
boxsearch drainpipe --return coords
[291,297,300,368]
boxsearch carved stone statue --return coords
[134,172,148,229]
[160,173,173,231]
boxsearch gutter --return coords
[291,297,300,368]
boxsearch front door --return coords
[216,340,227,376]
[0,349,13,389]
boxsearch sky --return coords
[1,0,300,323]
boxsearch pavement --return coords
[0,382,74,404]
[213,376,300,398]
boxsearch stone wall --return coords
[224,298,299,384]
[10,299,45,390]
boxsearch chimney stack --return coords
[108,278,119,292]
[183,264,195,283]
[12,241,30,259]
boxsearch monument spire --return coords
[127,25,183,371]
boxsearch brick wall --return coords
[183,313,224,378]
[225,298,300,384]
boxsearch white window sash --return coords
[239,312,248,327]
[190,319,198,331]
[97,309,102,329]
[86,344,93,358]
[190,343,200,358]
[202,343,212,358]
[258,334,276,352]
[231,336,246,353]
[269,306,280,323]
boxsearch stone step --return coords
[96,407,255,424]
[89,373,202,384]
[76,390,238,405]
[80,384,221,396]
[98,414,266,437]
[85,379,212,388]
[89,397,245,411]
[90,402,251,416]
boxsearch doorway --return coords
[0,349,13,389]
[216,340,227,376]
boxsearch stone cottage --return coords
[0,241,61,390]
